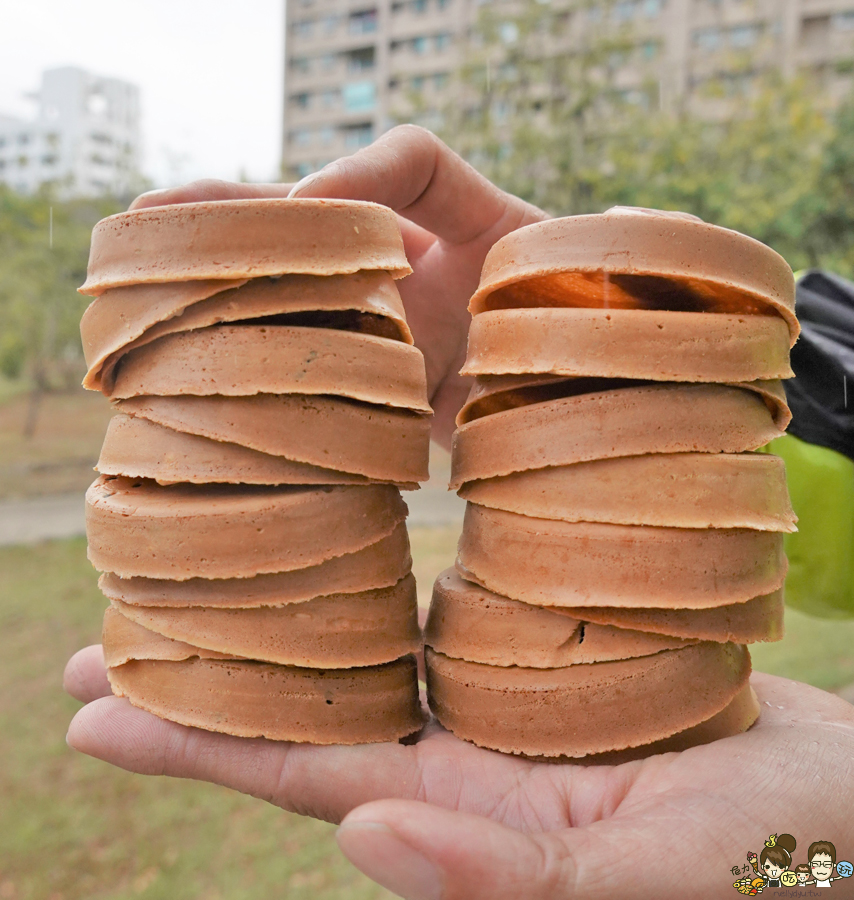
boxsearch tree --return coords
[439,0,647,215]
[599,75,836,274]
[0,186,121,433]
[810,96,854,275]
[442,0,854,279]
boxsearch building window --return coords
[832,11,854,31]
[498,61,518,82]
[694,27,722,51]
[641,40,659,60]
[492,99,510,122]
[297,162,314,178]
[321,89,338,108]
[437,0,451,8]
[319,126,334,146]
[618,88,649,106]
[17,155,28,167]
[17,133,29,145]
[343,80,377,112]
[347,47,376,72]
[499,22,518,44]
[433,72,449,89]
[41,155,58,166]
[293,18,314,38]
[293,92,310,109]
[412,36,428,53]
[344,123,374,149]
[642,0,662,17]
[291,56,311,73]
[411,75,426,92]
[322,14,338,34]
[413,0,428,12]
[730,24,761,48]
[349,9,378,34]
[413,110,444,131]
[87,93,108,116]
[801,15,830,44]
[613,1,636,22]
[292,129,312,147]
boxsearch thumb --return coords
[336,799,577,900]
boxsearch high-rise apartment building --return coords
[0,66,142,198]
[283,0,467,179]
[282,0,854,179]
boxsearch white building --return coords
[0,66,142,198]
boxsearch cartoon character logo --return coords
[733,836,852,891]
[806,841,853,888]
[756,833,797,889]
[732,874,766,895]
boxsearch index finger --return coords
[289,125,546,246]
[128,178,295,210]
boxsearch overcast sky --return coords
[0,0,284,188]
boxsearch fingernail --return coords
[288,173,321,198]
[337,821,443,900]
[128,189,169,210]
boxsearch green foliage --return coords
[0,187,122,388]
[0,331,26,380]
[598,75,839,273]
[444,0,854,278]
[443,0,647,215]
[809,97,854,274]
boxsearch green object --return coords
[766,434,854,619]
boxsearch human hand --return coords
[127,126,547,447]
[65,647,854,900]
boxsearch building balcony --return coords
[799,0,854,14]
[284,123,376,172]
[388,10,459,41]
[287,49,378,86]
[287,103,346,126]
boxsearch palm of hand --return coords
[66,651,854,900]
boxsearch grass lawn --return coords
[0,387,113,500]
[1,529,852,899]
[0,528,459,900]
[0,538,387,900]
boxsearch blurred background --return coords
[1,1,853,897]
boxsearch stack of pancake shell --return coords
[79,199,432,744]
[425,207,799,759]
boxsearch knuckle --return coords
[387,123,441,145]
[532,832,578,900]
